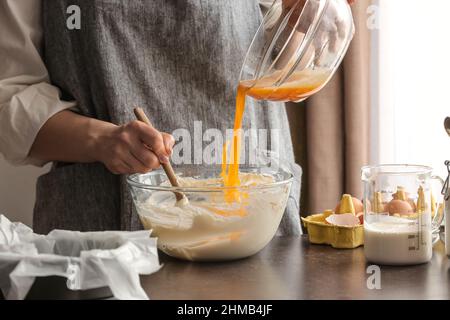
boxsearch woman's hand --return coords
[283,0,355,7]
[30,110,175,175]
[96,120,175,175]
[281,0,355,52]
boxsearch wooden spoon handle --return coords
[133,107,185,202]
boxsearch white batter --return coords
[364,215,432,265]
[135,173,290,261]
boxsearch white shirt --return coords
[0,0,77,166]
[0,0,274,166]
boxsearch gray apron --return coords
[35,0,302,235]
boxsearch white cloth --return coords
[0,215,161,300]
[0,0,272,167]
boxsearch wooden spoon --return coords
[133,107,187,204]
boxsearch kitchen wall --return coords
[0,158,49,227]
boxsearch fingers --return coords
[126,150,158,174]
[107,160,132,175]
[129,144,161,173]
[128,120,169,163]
[283,0,296,10]
[101,120,175,175]
[162,132,175,156]
[117,120,175,174]
[109,149,161,175]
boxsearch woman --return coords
[0,0,353,235]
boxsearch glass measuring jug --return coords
[239,0,355,102]
[361,165,444,266]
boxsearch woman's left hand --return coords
[283,0,355,9]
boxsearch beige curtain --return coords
[287,0,372,216]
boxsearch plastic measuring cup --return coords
[239,0,355,102]
[361,165,445,266]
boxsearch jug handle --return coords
[431,175,445,241]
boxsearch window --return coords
[374,0,450,178]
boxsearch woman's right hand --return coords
[96,120,175,175]
[30,110,175,174]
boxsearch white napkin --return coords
[0,215,161,300]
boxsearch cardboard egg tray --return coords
[302,213,364,249]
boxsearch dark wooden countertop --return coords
[2,236,449,300]
[141,236,450,300]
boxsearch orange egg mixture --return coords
[220,69,330,204]
[241,69,330,102]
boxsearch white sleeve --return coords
[0,0,78,167]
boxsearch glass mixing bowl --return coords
[127,156,293,262]
[240,0,355,102]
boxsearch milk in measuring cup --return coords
[364,215,432,265]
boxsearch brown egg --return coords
[392,188,416,211]
[335,197,364,214]
[387,200,414,215]
[408,199,417,212]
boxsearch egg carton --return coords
[302,213,364,249]
[301,194,364,249]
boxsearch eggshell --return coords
[326,213,361,227]
[335,197,364,214]
[356,212,364,225]
[387,200,414,215]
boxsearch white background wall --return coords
[0,158,49,226]
[376,0,450,178]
